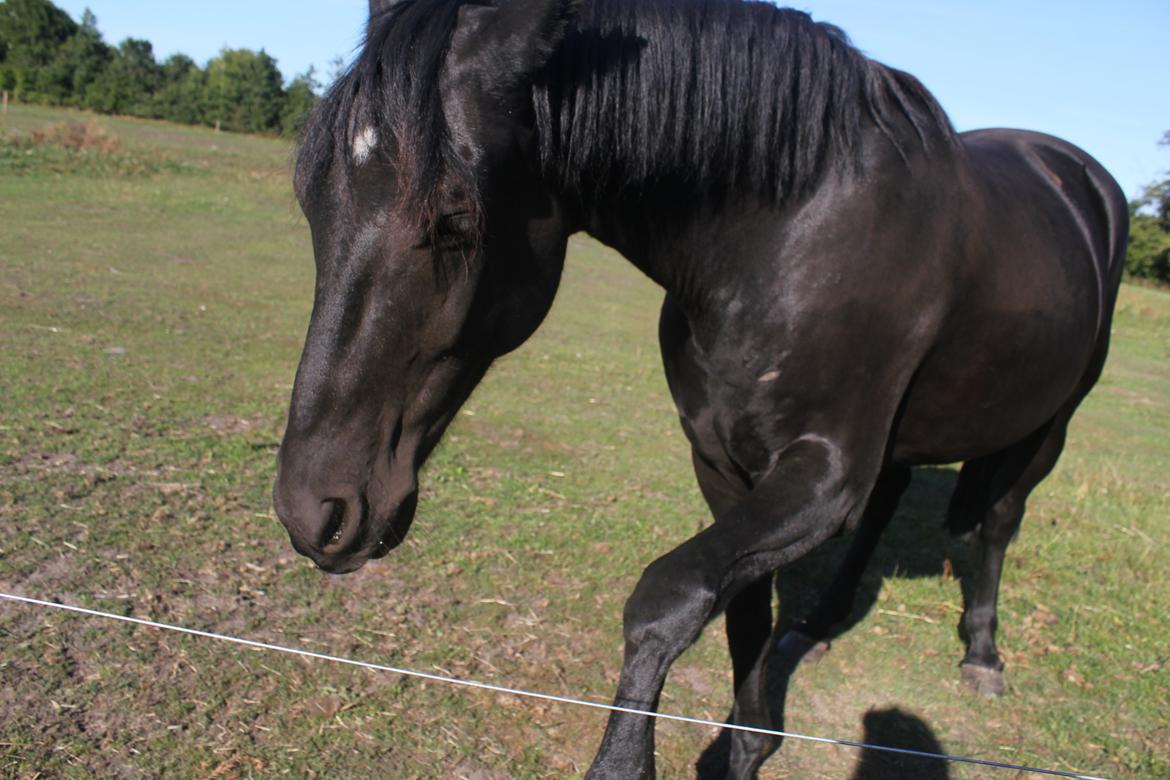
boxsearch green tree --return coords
[152,53,206,124]
[0,0,78,99]
[34,8,110,104]
[0,0,326,139]
[1125,132,1170,284]
[203,47,284,133]
[1127,183,1170,283]
[281,66,318,137]
[84,36,160,115]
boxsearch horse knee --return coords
[622,556,716,651]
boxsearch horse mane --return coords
[534,0,957,201]
[295,0,958,231]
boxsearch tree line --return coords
[1127,132,1170,285]
[0,0,318,136]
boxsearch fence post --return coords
[2,90,8,115]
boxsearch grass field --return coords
[1,104,1167,779]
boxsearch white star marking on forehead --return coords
[353,125,378,165]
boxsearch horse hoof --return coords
[960,663,1005,697]
[774,630,830,666]
[803,638,831,664]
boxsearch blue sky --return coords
[54,0,1169,200]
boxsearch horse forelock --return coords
[295,0,480,243]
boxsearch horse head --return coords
[273,0,579,573]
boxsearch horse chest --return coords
[673,379,780,489]
[660,305,789,487]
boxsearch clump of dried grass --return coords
[30,120,122,154]
[1,119,190,177]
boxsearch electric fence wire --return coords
[0,592,1111,780]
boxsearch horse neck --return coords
[561,119,928,320]
[530,5,871,308]
[568,187,749,307]
[533,1,956,306]
[549,123,952,320]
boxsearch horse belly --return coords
[890,285,1098,465]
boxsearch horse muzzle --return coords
[272,474,418,575]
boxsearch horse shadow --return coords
[696,467,968,778]
[848,707,952,780]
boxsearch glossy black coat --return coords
[273,1,1127,776]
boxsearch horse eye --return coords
[436,211,475,235]
[428,212,477,251]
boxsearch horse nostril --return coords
[319,498,347,550]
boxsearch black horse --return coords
[273,0,1127,777]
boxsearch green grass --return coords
[1,103,1167,779]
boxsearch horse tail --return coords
[1087,156,1129,324]
[1074,155,1129,394]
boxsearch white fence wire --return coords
[0,592,1111,780]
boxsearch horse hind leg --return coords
[953,416,1071,697]
[945,457,995,542]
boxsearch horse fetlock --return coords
[586,762,654,780]
[962,604,998,634]
[588,713,658,780]
[727,729,778,780]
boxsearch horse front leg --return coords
[585,436,881,779]
[720,465,912,778]
[689,449,770,697]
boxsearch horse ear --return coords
[449,0,580,85]
[369,0,402,16]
